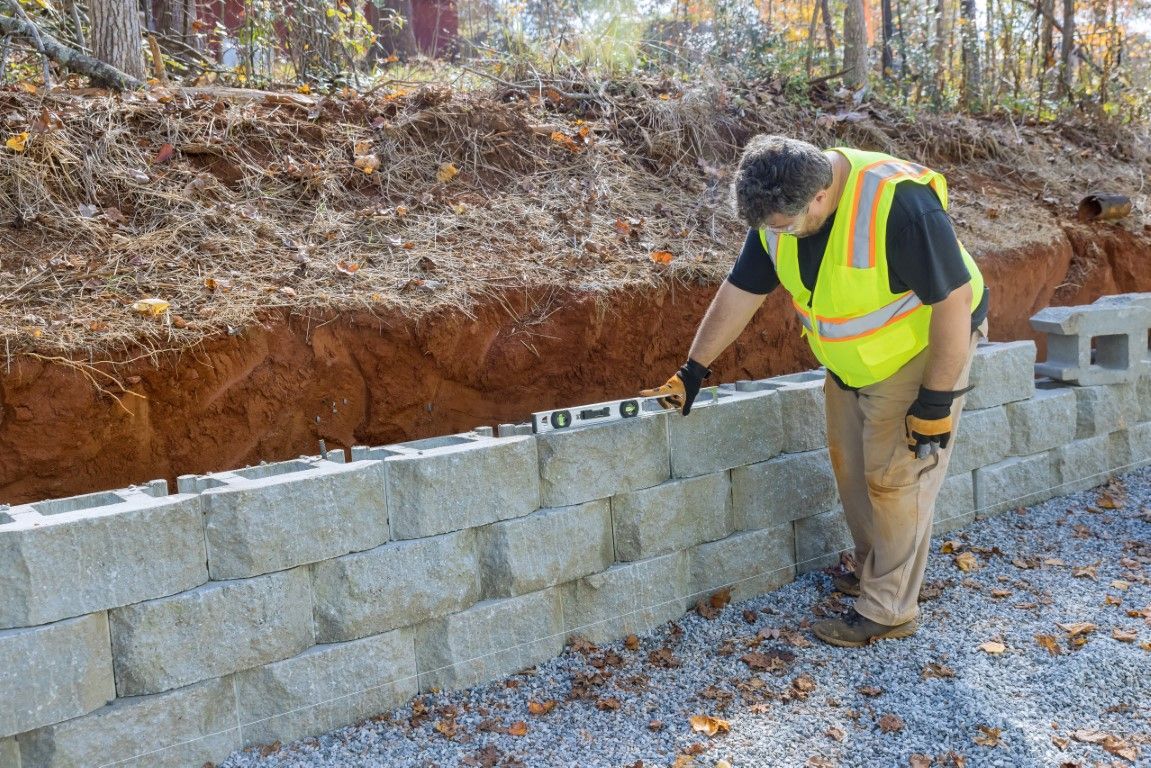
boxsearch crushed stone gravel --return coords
[220,467,1151,768]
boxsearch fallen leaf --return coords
[649,720,664,731]
[650,250,674,264]
[625,635,640,651]
[1112,628,1138,642]
[1072,565,1097,579]
[153,143,175,164]
[507,720,528,737]
[649,648,680,668]
[940,540,961,554]
[434,719,456,738]
[354,153,380,174]
[596,697,621,711]
[806,758,834,768]
[922,663,956,679]
[1035,634,1062,655]
[827,726,846,742]
[6,132,29,152]
[1057,622,1096,637]
[528,700,556,715]
[742,649,795,672]
[910,755,933,768]
[1097,491,1120,509]
[436,163,459,183]
[974,725,1001,747]
[857,685,884,697]
[1111,580,1130,591]
[672,756,695,768]
[1051,734,1070,749]
[336,260,360,275]
[792,674,817,693]
[130,298,170,316]
[1071,729,1109,744]
[689,714,731,737]
[979,641,1006,654]
[991,588,1013,599]
[955,552,980,572]
[743,609,758,624]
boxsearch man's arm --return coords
[921,280,973,391]
[687,280,769,368]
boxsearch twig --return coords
[24,353,147,416]
[458,64,601,102]
[6,0,52,86]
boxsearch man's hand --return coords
[905,386,957,457]
[641,359,711,415]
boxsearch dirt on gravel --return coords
[1,82,1149,504]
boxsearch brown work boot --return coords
[812,608,919,648]
[832,571,861,596]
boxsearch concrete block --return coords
[0,737,18,768]
[973,452,1059,518]
[312,529,481,643]
[948,406,1010,476]
[794,507,851,574]
[933,472,975,535]
[385,434,540,539]
[415,590,563,692]
[0,489,206,629]
[1072,382,1140,439]
[733,449,838,529]
[670,389,782,478]
[200,458,389,579]
[536,414,669,508]
[611,473,733,562]
[1108,423,1151,474]
[1137,372,1151,422]
[1033,299,1151,384]
[1004,384,1078,457]
[965,341,1036,410]
[479,501,613,599]
[0,614,114,738]
[688,525,795,603]
[110,568,313,696]
[16,678,238,768]
[234,629,417,747]
[764,372,827,453]
[559,552,689,645]
[1056,435,1112,494]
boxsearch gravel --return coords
[221,467,1151,768]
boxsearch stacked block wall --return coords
[2,297,1150,767]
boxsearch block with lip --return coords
[384,434,540,540]
[1056,435,1112,494]
[198,457,389,580]
[15,678,238,768]
[1108,423,1151,474]
[669,389,782,478]
[947,406,1010,476]
[933,472,975,535]
[559,552,689,646]
[964,341,1036,410]
[688,525,795,603]
[973,452,1059,518]
[1071,381,1139,439]
[110,567,313,696]
[610,472,734,562]
[763,371,828,453]
[536,413,670,508]
[311,529,481,643]
[0,487,206,629]
[1032,300,1151,385]
[0,613,114,738]
[733,449,838,530]
[479,500,613,599]
[233,629,418,747]
[1004,383,1078,457]
[415,590,564,692]
[794,507,851,574]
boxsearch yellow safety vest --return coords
[759,147,985,388]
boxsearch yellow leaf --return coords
[528,700,556,715]
[336,260,360,275]
[1057,622,1096,637]
[17,82,36,94]
[1035,634,1062,655]
[979,641,1006,654]
[955,551,979,572]
[131,298,170,316]
[650,250,674,264]
[354,140,372,155]
[5,132,29,152]
[939,540,960,554]
[396,205,408,217]
[436,163,459,183]
[974,725,1002,747]
[296,83,311,94]
[354,153,380,174]
[507,721,528,737]
[689,714,731,737]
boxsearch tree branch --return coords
[0,10,142,90]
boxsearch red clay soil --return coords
[1,221,1148,505]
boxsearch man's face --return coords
[764,199,825,239]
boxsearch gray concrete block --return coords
[670,390,782,478]
[415,590,563,692]
[611,473,733,562]
[1108,423,1151,474]
[973,452,1059,518]
[559,552,689,645]
[933,472,975,535]
[479,501,613,599]
[965,341,1036,410]
[733,449,838,529]
[0,614,114,738]
[948,406,1010,475]
[688,525,795,603]
[0,737,18,768]
[110,568,313,696]
[1004,384,1078,457]
[764,373,827,453]
[16,678,238,768]
[385,435,540,539]
[794,508,851,574]
[202,458,389,579]
[312,529,481,643]
[536,414,670,508]
[1033,300,1151,385]
[1056,435,1112,494]
[1137,372,1151,422]
[1072,382,1140,439]
[234,629,418,747]
[0,490,206,629]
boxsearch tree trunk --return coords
[1057,0,1074,97]
[1040,0,1055,102]
[842,0,868,90]
[375,0,418,60]
[90,0,145,80]
[880,0,894,79]
[960,0,980,107]
[930,0,946,104]
[153,0,201,51]
[820,0,836,70]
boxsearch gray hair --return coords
[732,135,833,229]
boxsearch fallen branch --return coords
[0,9,142,90]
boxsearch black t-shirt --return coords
[728,182,989,329]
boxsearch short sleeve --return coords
[886,185,972,305]
[727,229,781,295]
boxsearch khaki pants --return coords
[824,323,985,626]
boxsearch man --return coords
[641,135,989,648]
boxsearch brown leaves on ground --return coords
[878,713,905,733]
[742,648,796,673]
[696,587,733,620]
[648,647,681,668]
[974,725,1001,747]
[689,714,731,737]
[1071,729,1140,761]
[527,700,556,716]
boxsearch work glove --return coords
[905,385,968,458]
[640,359,711,415]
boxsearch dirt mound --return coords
[1,82,1149,503]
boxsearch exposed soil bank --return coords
[0,222,1147,505]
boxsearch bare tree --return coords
[842,0,868,89]
[960,0,980,106]
[880,0,895,79]
[90,0,145,79]
[153,0,201,51]
[1058,0,1075,96]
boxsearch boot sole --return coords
[813,619,920,648]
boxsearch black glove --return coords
[905,386,958,457]
[640,359,711,415]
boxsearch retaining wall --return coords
[2,295,1150,767]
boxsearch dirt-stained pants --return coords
[823,323,986,626]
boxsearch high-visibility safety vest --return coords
[759,147,985,389]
